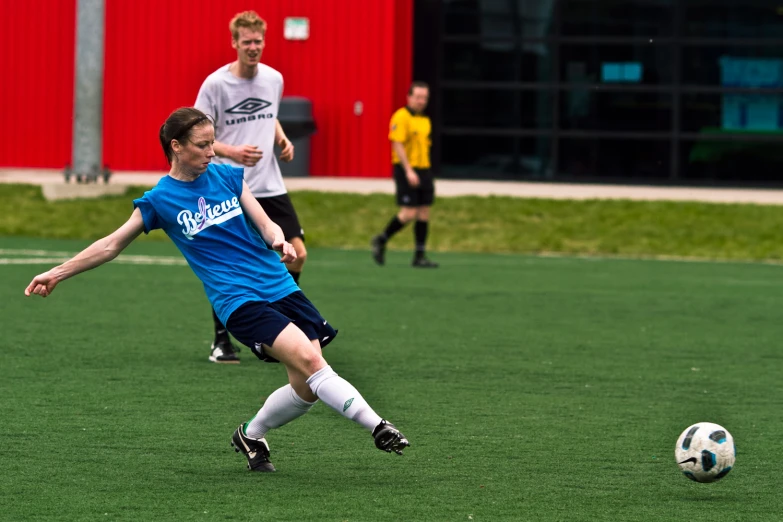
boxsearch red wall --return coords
[0,1,75,168]
[1,0,412,177]
[103,0,412,176]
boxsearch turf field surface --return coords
[1,237,780,521]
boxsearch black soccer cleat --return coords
[370,235,386,266]
[209,339,240,364]
[411,256,439,268]
[231,425,276,472]
[372,419,410,456]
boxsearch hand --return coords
[272,239,297,264]
[405,168,420,187]
[231,144,263,167]
[25,271,59,298]
[278,138,294,163]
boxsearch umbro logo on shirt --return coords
[225,98,275,126]
[226,98,271,114]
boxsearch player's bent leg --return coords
[265,323,327,377]
[233,380,318,472]
[284,340,323,403]
[304,364,409,455]
[231,327,322,472]
[264,324,410,456]
[210,308,240,363]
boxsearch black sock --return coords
[212,309,229,342]
[414,220,428,259]
[289,270,301,284]
[380,216,405,242]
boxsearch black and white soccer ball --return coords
[675,422,735,483]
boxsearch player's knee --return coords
[299,348,326,376]
[416,207,430,221]
[398,207,416,223]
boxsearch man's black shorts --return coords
[393,164,435,207]
[257,193,304,241]
[226,291,337,363]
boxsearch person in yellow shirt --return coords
[371,82,438,268]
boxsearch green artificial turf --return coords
[0,238,779,521]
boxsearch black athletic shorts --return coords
[226,291,338,363]
[257,193,304,241]
[393,164,435,207]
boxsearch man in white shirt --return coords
[195,10,306,364]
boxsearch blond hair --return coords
[229,11,267,40]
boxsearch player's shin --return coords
[306,365,382,431]
[244,384,316,439]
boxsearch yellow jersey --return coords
[389,107,431,169]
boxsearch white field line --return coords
[0,249,74,256]
[0,249,187,266]
[2,248,783,268]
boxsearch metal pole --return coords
[69,0,105,183]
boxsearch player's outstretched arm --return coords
[24,208,146,298]
[238,181,296,264]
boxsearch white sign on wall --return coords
[284,17,310,41]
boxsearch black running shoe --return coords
[231,425,276,472]
[411,257,439,268]
[209,339,240,364]
[371,235,386,266]
[372,419,410,455]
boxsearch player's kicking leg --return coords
[232,323,408,471]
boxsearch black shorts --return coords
[393,164,435,207]
[225,291,338,363]
[257,194,304,241]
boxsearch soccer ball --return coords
[675,422,735,483]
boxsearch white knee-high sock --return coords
[245,384,317,440]
[306,365,382,431]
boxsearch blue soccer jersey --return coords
[133,163,298,324]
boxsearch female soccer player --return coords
[24,107,409,472]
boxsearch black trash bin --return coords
[276,96,317,177]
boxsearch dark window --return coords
[681,138,783,183]
[444,0,482,36]
[443,40,553,82]
[683,0,783,39]
[558,138,670,179]
[428,0,783,184]
[560,90,672,132]
[561,0,673,37]
[682,92,783,133]
[442,88,553,129]
[682,46,783,87]
[441,135,551,179]
[560,44,673,86]
[444,0,555,39]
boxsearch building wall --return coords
[0,1,76,168]
[2,0,412,177]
